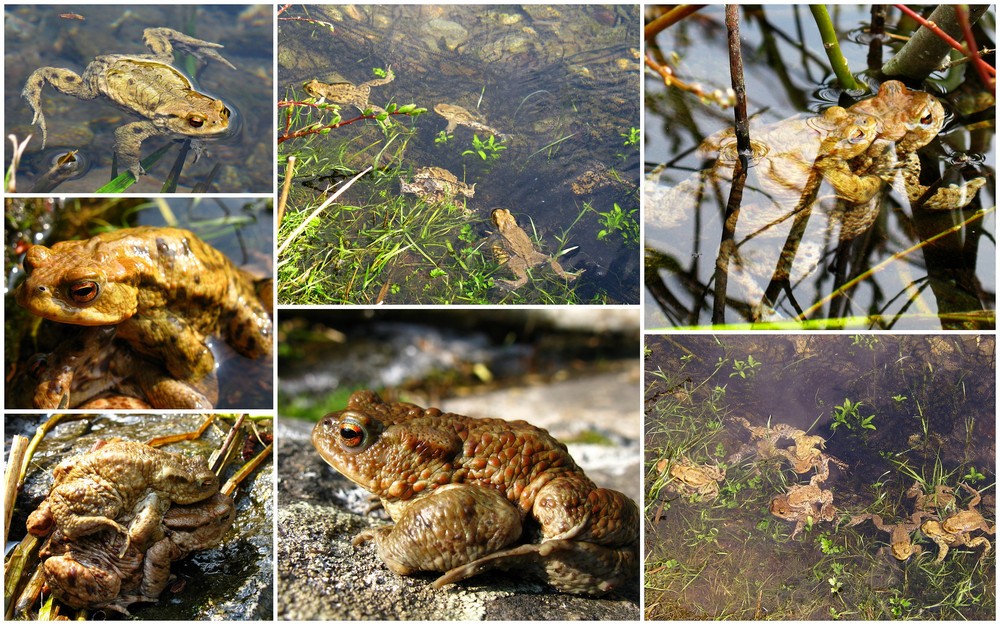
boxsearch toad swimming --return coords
[23,27,236,178]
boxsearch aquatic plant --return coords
[729,354,761,379]
[830,398,876,433]
[461,133,506,161]
[595,202,639,244]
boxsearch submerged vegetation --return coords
[277,4,640,304]
[645,335,995,620]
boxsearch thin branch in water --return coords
[714,5,750,326]
[645,5,706,40]
[866,4,887,71]
[955,5,996,93]
[795,206,995,323]
[277,155,296,228]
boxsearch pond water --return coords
[3,4,273,193]
[4,197,273,409]
[278,5,640,304]
[644,334,995,620]
[644,5,995,329]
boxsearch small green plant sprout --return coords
[372,67,388,78]
[850,334,879,350]
[622,126,639,146]
[891,393,908,404]
[462,134,506,161]
[827,574,843,595]
[817,532,845,555]
[830,398,876,432]
[435,130,452,144]
[888,593,911,618]
[729,354,761,379]
[962,466,986,483]
[596,203,639,243]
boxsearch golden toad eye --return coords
[340,423,365,447]
[68,280,99,303]
[920,110,934,125]
[188,115,206,128]
[337,416,371,450]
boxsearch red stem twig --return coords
[955,5,996,91]
[894,4,996,77]
[277,109,411,144]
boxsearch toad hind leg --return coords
[141,27,236,70]
[433,538,637,596]
[353,484,522,576]
[22,67,100,149]
[548,257,580,282]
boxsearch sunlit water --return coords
[278,5,641,304]
[644,334,995,620]
[644,5,996,329]
[3,4,274,193]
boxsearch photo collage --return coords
[2,4,995,621]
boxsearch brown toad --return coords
[490,208,579,290]
[768,457,837,538]
[26,440,219,553]
[660,457,725,500]
[434,103,509,139]
[726,417,848,474]
[847,511,929,561]
[27,326,217,409]
[40,491,235,612]
[303,68,395,114]
[849,80,986,212]
[311,390,638,595]
[648,106,883,236]
[399,166,476,203]
[921,483,995,562]
[23,28,235,178]
[15,226,272,402]
[906,481,957,516]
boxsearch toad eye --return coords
[920,110,935,125]
[68,280,100,303]
[188,115,206,128]
[339,417,368,450]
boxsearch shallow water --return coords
[278,4,641,304]
[3,4,274,193]
[644,334,995,620]
[644,5,996,329]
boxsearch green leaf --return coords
[94,143,173,193]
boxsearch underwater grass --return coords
[644,335,995,620]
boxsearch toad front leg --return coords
[22,67,101,148]
[114,120,169,178]
[116,312,217,383]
